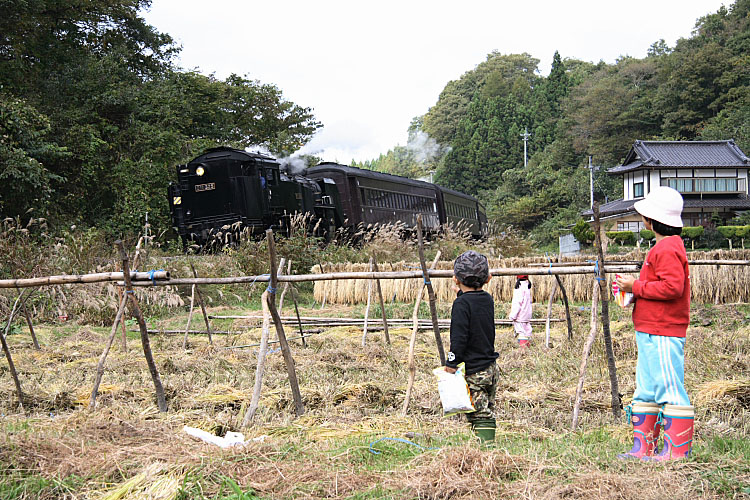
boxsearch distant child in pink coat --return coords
[508,275,532,347]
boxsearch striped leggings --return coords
[633,331,691,406]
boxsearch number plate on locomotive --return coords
[194,183,215,192]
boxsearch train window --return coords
[361,188,368,205]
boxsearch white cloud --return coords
[141,0,729,163]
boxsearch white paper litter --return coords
[183,426,267,448]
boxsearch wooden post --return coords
[266,230,304,417]
[545,280,558,348]
[402,251,441,416]
[190,263,213,345]
[372,257,390,345]
[362,257,373,347]
[242,290,272,427]
[319,261,327,310]
[290,285,306,347]
[22,302,40,350]
[278,260,292,312]
[1,290,31,409]
[416,215,446,365]
[182,284,196,350]
[571,280,600,430]
[593,203,621,418]
[554,275,574,341]
[118,237,144,352]
[90,293,130,408]
[116,240,167,412]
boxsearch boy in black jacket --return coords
[445,250,499,444]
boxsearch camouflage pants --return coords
[465,362,500,422]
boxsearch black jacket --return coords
[446,290,498,375]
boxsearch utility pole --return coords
[587,156,601,210]
[520,127,531,167]
[589,156,594,209]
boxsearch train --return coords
[168,147,487,244]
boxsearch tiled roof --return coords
[581,195,750,217]
[608,140,750,174]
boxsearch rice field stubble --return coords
[1,299,749,499]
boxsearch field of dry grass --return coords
[1,294,749,499]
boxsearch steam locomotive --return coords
[168,147,487,244]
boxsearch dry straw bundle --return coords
[312,250,750,305]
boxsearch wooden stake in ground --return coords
[1,290,32,409]
[362,256,374,347]
[571,280,600,431]
[416,215,446,365]
[116,240,167,412]
[545,279,559,348]
[90,293,130,408]
[182,284,196,350]
[22,302,40,350]
[265,230,304,417]
[555,275,574,341]
[278,260,292,312]
[290,283,306,347]
[402,251,441,416]
[116,240,144,353]
[593,202,622,418]
[242,289,272,427]
[318,261,327,310]
[372,257,390,345]
[190,263,213,345]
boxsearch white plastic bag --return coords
[433,362,475,416]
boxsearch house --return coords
[583,140,750,231]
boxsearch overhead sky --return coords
[141,0,730,163]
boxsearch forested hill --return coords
[2,1,748,244]
[354,0,750,245]
[0,0,321,235]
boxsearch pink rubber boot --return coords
[650,404,694,461]
[617,402,661,459]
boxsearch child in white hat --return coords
[615,186,693,461]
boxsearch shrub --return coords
[572,220,595,245]
[605,231,636,245]
[639,229,654,241]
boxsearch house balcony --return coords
[660,177,747,195]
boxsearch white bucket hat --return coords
[634,186,684,228]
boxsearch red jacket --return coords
[632,235,690,338]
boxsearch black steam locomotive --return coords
[168,147,487,244]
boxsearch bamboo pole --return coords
[403,251,441,416]
[362,257,373,347]
[593,203,621,418]
[116,240,167,412]
[416,215,446,365]
[0,271,169,289]
[372,257,390,345]
[265,230,304,417]
[119,237,144,352]
[90,293,130,408]
[554,274,574,341]
[545,280,559,348]
[22,302,40,350]
[571,280,600,431]
[122,265,641,287]
[182,284,196,350]
[1,290,32,409]
[210,314,562,325]
[242,290,272,427]
[190,263,213,346]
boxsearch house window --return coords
[633,182,644,198]
[617,221,644,232]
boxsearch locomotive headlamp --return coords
[195,166,205,176]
